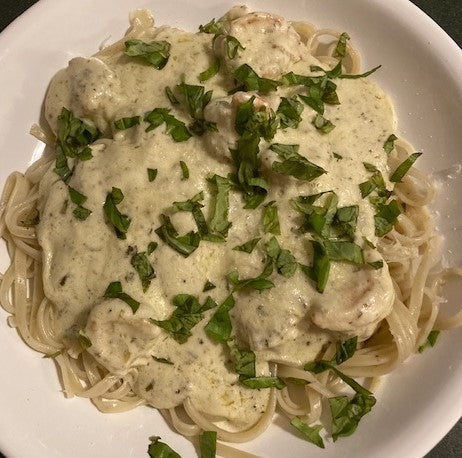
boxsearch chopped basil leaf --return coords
[384,134,398,155]
[359,172,388,198]
[334,205,359,241]
[179,160,189,179]
[418,330,440,353]
[301,241,330,293]
[264,237,298,278]
[147,436,181,458]
[329,393,376,441]
[147,168,158,182]
[165,86,179,105]
[131,251,156,292]
[270,143,326,182]
[144,108,192,142]
[205,295,235,342]
[203,280,216,292]
[155,214,200,257]
[147,242,158,255]
[104,281,140,313]
[374,199,401,237]
[68,186,86,205]
[240,376,286,389]
[363,237,376,249]
[281,71,316,86]
[323,240,364,265]
[338,65,381,79]
[228,270,274,291]
[334,32,350,58]
[199,18,224,35]
[72,205,92,220]
[335,336,358,365]
[199,431,217,458]
[176,82,217,135]
[230,132,268,209]
[152,356,174,365]
[333,152,343,160]
[224,35,245,59]
[68,186,92,220]
[124,39,171,69]
[21,211,40,227]
[75,147,93,161]
[208,174,231,237]
[151,294,217,343]
[55,107,100,182]
[232,64,279,94]
[103,187,131,239]
[262,201,281,235]
[290,417,325,449]
[363,162,379,172]
[312,114,335,134]
[368,260,383,269]
[235,96,278,141]
[285,377,309,385]
[227,340,256,378]
[198,59,221,82]
[114,116,140,130]
[78,330,92,349]
[390,152,422,182]
[43,350,62,359]
[277,96,304,129]
[233,237,261,253]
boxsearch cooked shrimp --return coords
[214,11,305,79]
[310,263,395,340]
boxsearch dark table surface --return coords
[0,0,461,457]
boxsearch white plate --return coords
[1,1,462,457]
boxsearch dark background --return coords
[0,0,461,457]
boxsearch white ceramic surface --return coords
[1,1,462,457]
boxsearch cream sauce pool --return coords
[37,6,396,430]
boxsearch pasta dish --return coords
[1,5,460,456]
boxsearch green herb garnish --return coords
[374,199,401,237]
[131,251,156,292]
[312,114,335,134]
[418,330,440,353]
[147,436,180,458]
[152,356,174,365]
[78,330,92,349]
[232,64,279,94]
[151,294,217,343]
[208,174,231,238]
[103,187,131,239]
[147,242,158,255]
[240,376,286,389]
[334,32,350,58]
[262,201,281,235]
[203,280,216,292]
[224,35,245,59]
[384,134,398,154]
[198,59,221,82]
[179,160,189,179]
[147,168,158,182]
[233,237,261,253]
[144,108,192,142]
[165,86,179,105]
[114,116,140,130]
[270,143,326,182]
[199,431,217,458]
[205,295,235,342]
[103,281,140,313]
[277,96,304,129]
[390,152,422,182]
[155,214,201,257]
[290,417,325,449]
[124,39,171,69]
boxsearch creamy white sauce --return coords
[37,7,396,430]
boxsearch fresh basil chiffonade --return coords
[37,6,396,439]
